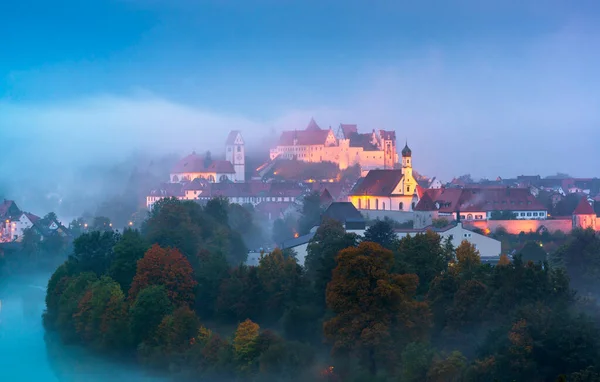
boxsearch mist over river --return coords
[0,272,166,382]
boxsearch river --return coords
[0,272,166,382]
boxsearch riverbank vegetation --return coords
[44,197,600,381]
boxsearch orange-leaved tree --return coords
[324,241,431,377]
[233,319,261,374]
[129,244,197,307]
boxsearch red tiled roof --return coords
[379,130,396,141]
[573,197,595,215]
[349,132,378,150]
[414,192,436,211]
[25,212,41,224]
[306,118,321,131]
[0,200,19,218]
[149,183,185,197]
[416,187,546,213]
[340,124,357,138]
[278,130,330,146]
[172,153,235,174]
[415,184,425,199]
[350,170,404,196]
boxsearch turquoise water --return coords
[0,273,166,382]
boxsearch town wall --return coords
[465,218,572,234]
[357,209,415,224]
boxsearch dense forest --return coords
[43,197,600,381]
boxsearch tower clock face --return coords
[236,154,242,161]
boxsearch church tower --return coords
[401,142,412,179]
[225,131,245,182]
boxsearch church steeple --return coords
[401,141,413,179]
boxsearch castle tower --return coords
[225,131,245,182]
[572,197,597,231]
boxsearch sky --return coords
[1,0,599,183]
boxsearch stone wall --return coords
[465,218,572,234]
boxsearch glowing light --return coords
[294,232,299,238]
[109,223,113,227]
[484,228,491,235]
[84,223,88,228]
[129,221,133,226]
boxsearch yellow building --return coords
[348,144,418,211]
[269,118,398,173]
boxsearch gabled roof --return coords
[306,118,321,131]
[415,187,546,213]
[350,170,404,196]
[414,192,436,211]
[320,189,334,205]
[281,231,316,249]
[278,130,330,146]
[172,153,235,174]
[573,197,595,215]
[322,202,364,224]
[225,130,243,145]
[0,200,20,219]
[340,124,357,138]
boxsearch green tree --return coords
[304,218,359,310]
[69,231,120,276]
[194,249,229,319]
[518,241,547,264]
[92,216,113,231]
[73,276,126,350]
[257,248,306,324]
[298,191,323,235]
[363,218,399,250]
[551,228,600,297]
[129,285,173,345]
[55,272,99,342]
[108,228,149,294]
[395,231,449,296]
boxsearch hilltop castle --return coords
[269,118,399,173]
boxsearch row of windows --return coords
[357,199,416,211]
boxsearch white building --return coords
[348,143,419,211]
[170,131,245,184]
[395,222,502,258]
[225,131,245,182]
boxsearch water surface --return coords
[0,272,165,382]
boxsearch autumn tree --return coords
[73,276,127,350]
[129,244,197,307]
[233,319,261,375]
[324,242,431,376]
[154,306,200,353]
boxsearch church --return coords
[170,131,245,183]
[348,143,419,211]
[269,118,398,174]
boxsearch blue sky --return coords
[1,0,599,181]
